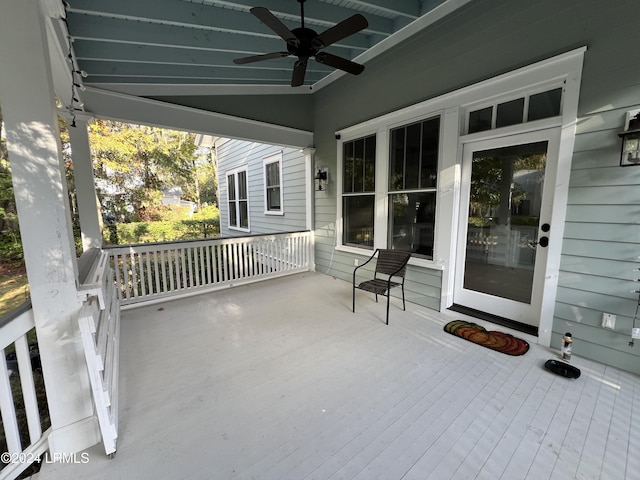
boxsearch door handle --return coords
[529,236,549,248]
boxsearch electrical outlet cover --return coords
[602,313,616,329]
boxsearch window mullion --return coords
[375,128,389,251]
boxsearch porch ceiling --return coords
[61,0,453,95]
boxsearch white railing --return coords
[107,231,312,307]
[77,250,120,457]
[0,302,50,480]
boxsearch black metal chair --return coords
[352,249,412,325]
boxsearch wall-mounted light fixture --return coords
[619,111,640,166]
[315,166,328,191]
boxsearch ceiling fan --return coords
[233,0,368,87]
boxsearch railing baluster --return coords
[123,254,132,299]
[145,251,153,295]
[180,248,187,289]
[168,249,175,292]
[15,335,42,442]
[113,254,123,300]
[187,246,194,288]
[199,246,205,286]
[137,252,145,297]
[0,349,21,453]
[153,250,161,295]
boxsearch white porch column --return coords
[68,117,104,251]
[0,0,99,453]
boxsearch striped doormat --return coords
[444,320,529,356]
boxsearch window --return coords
[227,166,249,231]
[342,135,376,248]
[467,87,563,134]
[263,152,283,214]
[388,116,440,259]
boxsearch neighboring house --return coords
[160,186,196,215]
[216,138,312,237]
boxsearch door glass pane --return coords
[464,141,548,303]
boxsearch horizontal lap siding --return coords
[311,0,640,371]
[554,0,640,372]
[217,139,307,237]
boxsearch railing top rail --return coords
[0,299,33,331]
[105,230,311,253]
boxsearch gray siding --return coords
[310,0,640,372]
[217,139,308,237]
[150,94,314,132]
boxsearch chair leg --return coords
[375,294,378,303]
[402,283,406,311]
[352,285,355,313]
[386,292,390,325]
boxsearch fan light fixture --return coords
[619,111,640,166]
[234,0,368,87]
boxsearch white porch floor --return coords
[42,272,640,480]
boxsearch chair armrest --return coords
[352,249,379,285]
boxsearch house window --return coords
[388,116,440,259]
[227,166,249,231]
[467,87,563,134]
[342,135,376,248]
[263,152,283,214]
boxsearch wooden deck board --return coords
[40,272,640,480]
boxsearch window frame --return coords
[337,113,445,267]
[341,134,377,249]
[226,165,250,232]
[263,152,284,215]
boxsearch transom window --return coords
[467,87,563,134]
[263,152,283,214]
[388,116,440,259]
[227,166,249,231]
[342,135,376,248]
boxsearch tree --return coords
[88,121,202,222]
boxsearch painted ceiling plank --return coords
[72,40,334,72]
[66,0,373,49]
[66,12,368,53]
[79,60,325,82]
[345,0,422,19]
[205,0,395,35]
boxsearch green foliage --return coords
[105,216,220,245]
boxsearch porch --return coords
[41,271,640,480]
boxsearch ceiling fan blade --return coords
[250,7,298,45]
[291,59,308,87]
[233,52,290,65]
[316,14,368,48]
[315,52,364,75]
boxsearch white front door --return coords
[454,128,560,327]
